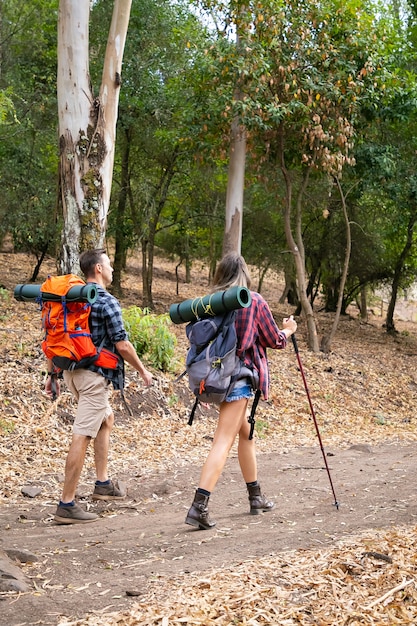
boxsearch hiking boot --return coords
[54,503,99,525]
[92,480,125,501]
[247,483,275,515]
[185,490,216,530]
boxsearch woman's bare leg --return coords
[237,411,257,483]
[198,398,248,492]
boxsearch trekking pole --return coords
[291,335,339,510]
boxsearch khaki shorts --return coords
[63,369,113,438]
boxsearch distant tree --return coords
[0,0,59,276]
[104,0,211,305]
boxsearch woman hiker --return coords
[185,252,297,530]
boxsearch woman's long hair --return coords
[211,252,252,292]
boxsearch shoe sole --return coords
[91,494,125,501]
[250,504,275,515]
[54,515,98,524]
[185,516,216,530]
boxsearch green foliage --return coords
[122,306,178,372]
[0,287,10,302]
[0,0,60,259]
[0,89,17,124]
[0,418,15,434]
[2,0,417,330]
[255,418,269,439]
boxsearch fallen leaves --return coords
[2,253,417,625]
[56,524,417,625]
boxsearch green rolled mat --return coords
[14,283,97,303]
[169,285,252,324]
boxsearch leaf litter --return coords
[1,252,417,624]
[57,524,417,625]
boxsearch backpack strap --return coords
[188,386,261,438]
[248,388,261,440]
[50,371,58,401]
[188,397,199,426]
[49,368,63,401]
[116,360,132,415]
[174,369,187,384]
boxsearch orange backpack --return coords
[41,274,120,372]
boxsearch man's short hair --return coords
[79,249,106,278]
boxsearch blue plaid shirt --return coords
[235,291,287,400]
[87,283,128,389]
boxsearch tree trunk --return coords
[279,136,319,351]
[97,0,131,227]
[138,148,178,308]
[320,177,352,353]
[185,255,191,283]
[112,128,131,296]
[57,0,132,274]
[29,245,49,282]
[57,0,92,274]
[223,115,246,255]
[279,259,299,307]
[385,210,417,333]
[141,239,152,308]
[256,264,270,293]
[360,286,368,320]
[223,16,247,257]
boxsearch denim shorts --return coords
[225,379,254,402]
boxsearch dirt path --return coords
[1,440,416,625]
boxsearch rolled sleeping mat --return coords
[169,285,252,324]
[14,282,97,303]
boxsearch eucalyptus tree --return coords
[95,0,210,305]
[57,0,131,273]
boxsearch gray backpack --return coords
[184,311,260,439]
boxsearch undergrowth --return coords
[122,306,178,372]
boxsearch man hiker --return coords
[45,249,153,524]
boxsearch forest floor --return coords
[1,251,417,625]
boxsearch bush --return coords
[122,306,177,372]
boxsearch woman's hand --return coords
[282,315,297,337]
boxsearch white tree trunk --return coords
[223,20,247,257]
[57,0,92,273]
[223,116,246,255]
[57,0,132,273]
[98,0,132,237]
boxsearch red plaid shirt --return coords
[235,291,287,400]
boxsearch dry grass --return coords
[1,251,417,624]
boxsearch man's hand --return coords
[140,368,153,387]
[45,373,60,400]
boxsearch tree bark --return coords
[321,177,352,353]
[57,0,92,274]
[223,14,247,257]
[279,131,319,351]
[97,0,132,233]
[282,173,319,351]
[112,127,131,296]
[360,286,368,320]
[223,115,246,255]
[385,210,417,333]
[57,0,132,274]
